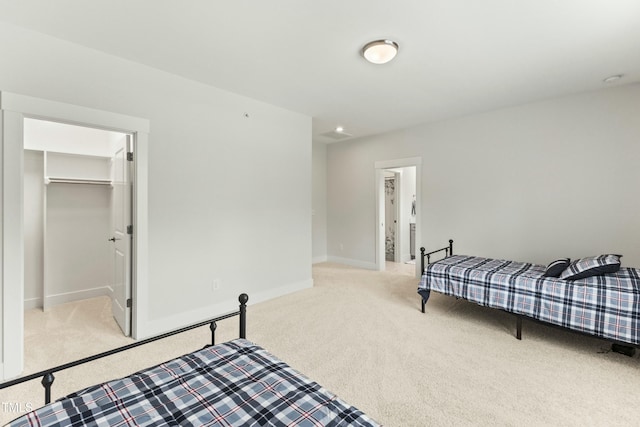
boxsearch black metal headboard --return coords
[420,239,453,274]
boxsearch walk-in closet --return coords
[23,118,132,337]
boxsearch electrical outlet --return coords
[212,279,221,291]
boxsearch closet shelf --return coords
[45,177,113,186]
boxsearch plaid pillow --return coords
[543,258,571,277]
[559,254,622,280]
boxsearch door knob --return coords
[108,237,120,242]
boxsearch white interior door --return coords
[110,135,132,336]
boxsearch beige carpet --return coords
[2,263,639,426]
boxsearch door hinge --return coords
[126,298,132,308]
[127,225,133,235]
[127,152,133,161]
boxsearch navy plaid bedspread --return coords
[418,255,640,345]
[9,339,379,427]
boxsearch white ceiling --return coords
[1,0,639,143]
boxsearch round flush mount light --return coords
[361,39,399,64]
[603,74,624,83]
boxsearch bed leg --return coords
[239,293,249,339]
[419,290,430,313]
[41,372,55,405]
[210,321,217,346]
[516,316,522,340]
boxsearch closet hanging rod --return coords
[45,177,113,186]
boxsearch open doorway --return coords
[375,158,421,276]
[384,171,400,262]
[1,91,150,380]
[23,118,133,338]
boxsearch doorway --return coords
[375,158,421,276]
[1,91,150,380]
[384,172,400,262]
[23,118,132,336]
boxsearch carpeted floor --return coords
[2,263,639,426]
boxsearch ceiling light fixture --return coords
[335,126,345,133]
[361,39,399,64]
[603,74,624,83]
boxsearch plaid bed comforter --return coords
[9,339,379,427]
[418,255,640,345]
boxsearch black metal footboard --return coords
[0,293,249,405]
[419,239,453,313]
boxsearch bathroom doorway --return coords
[375,157,420,275]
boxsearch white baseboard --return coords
[326,256,377,270]
[44,286,111,308]
[141,278,314,339]
[312,255,328,264]
[27,286,114,310]
[24,298,43,310]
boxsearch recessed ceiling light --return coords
[361,39,399,65]
[603,74,624,83]
[335,126,345,133]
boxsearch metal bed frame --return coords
[0,293,249,405]
[419,243,638,356]
[419,239,533,340]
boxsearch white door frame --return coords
[375,157,421,274]
[1,91,149,380]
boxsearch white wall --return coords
[312,142,327,263]
[327,84,640,268]
[0,20,312,347]
[46,181,111,304]
[24,118,118,157]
